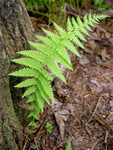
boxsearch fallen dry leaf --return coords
[55,109,69,140]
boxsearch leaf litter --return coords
[22,11,113,150]
[38,17,113,150]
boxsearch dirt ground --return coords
[21,12,113,150]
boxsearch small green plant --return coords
[46,122,53,133]
[92,0,109,10]
[9,13,108,129]
[93,0,101,6]
[111,3,113,9]
[32,144,38,149]
[23,0,52,10]
[23,0,65,26]
[66,136,72,150]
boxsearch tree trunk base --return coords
[0,0,34,149]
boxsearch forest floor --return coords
[18,9,113,150]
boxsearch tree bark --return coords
[0,0,34,149]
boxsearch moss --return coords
[14,103,32,126]
[4,33,11,41]
[2,122,18,150]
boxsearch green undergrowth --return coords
[66,136,72,150]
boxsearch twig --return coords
[105,130,109,150]
[23,139,28,150]
[87,95,102,123]
[35,109,56,138]
[95,113,112,131]
[65,10,78,18]
[95,24,107,33]
[91,139,101,150]
[23,134,30,150]
[34,137,39,150]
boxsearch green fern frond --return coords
[40,69,53,80]
[27,42,56,59]
[17,50,48,63]
[35,35,56,48]
[9,13,108,129]
[53,22,67,36]
[29,103,36,110]
[11,58,44,70]
[27,43,72,71]
[28,111,39,120]
[36,81,50,104]
[67,17,73,32]
[69,35,85,49]
[22,85,37,98]
[34,101,41,114]
[17,51,66,82]
[94,14,108,24]
[84,15,93,31]
[36,90,44,112]
[15,78,36,88]
[54,52,73,70]
[27,42,72,70]
[26,94,36,103]
[28,120,38,127]
[56,46,72,66]
[47,59,66,83]
[42,28,60,43]
[61,40,81,57]
[38,75,54,101]
[29,102,40,114]
[9,68,40,78]
[71,18,87,41]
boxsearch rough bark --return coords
[0,0,34,149]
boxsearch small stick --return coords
[87,95,102,123]
[23,134,30,150]
[35,109,56,138]
[105,130,109,150]
[23,139,28,150]
[34,137,39,150]
[91,138,101,150]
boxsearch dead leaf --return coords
[99,48,107,61]
[105,32,111,39]
[79,55,90,65]
[89,40,97,50]
[55,109,69,140]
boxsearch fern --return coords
[9,14,108,128]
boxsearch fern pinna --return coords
[9,14,108,128]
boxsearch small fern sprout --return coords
[9,13,108,128]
